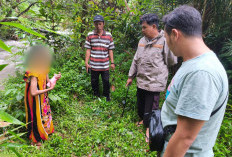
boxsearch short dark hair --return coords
[162,5,202,37]
[140,13,159,28]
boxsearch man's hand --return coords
[85,63,91,73]
[111,63,115,70]
[126,78,133,87]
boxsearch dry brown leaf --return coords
[111,85,115,92]
[0,121,12,127]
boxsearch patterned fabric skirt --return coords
[24,83,54,143]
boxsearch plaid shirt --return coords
[84,30,115,71]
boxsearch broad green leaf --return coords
[19,18,59,35]
[4,89,14,96]
[1,143,27,157]
[0,110,25,126]
[0,142,27,148]
[0,143,26,157]
[9,147,22,157]
[0,40,12,53]
[16,94,23,101]
[0,64,8,71]
[89,1,95,5]
[0,22,46,39]
[49,95,61,103]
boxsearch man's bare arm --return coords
[109,50,114,63]
[85,49,91,72]
[109,50,115,70]
[163,115,205,157]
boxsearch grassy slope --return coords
[0,49,231,156]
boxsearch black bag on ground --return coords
[149,109,165,151]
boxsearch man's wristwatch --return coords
[111,63,115,65]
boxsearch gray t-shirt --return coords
[161,51,228,156]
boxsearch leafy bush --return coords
[0,73,25,122]
[214,104,232,156]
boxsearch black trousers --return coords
[137,88,160,128]
[91,70,110,97]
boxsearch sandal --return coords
[31,142,42,149]
[136,121,143,127]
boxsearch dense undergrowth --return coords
[0,47,231,156]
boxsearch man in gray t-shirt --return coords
[161,5,228,157]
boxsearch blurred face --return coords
[27,48,52,74]
[94,21,104,32]
[141,21,156,39]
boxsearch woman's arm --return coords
[46,74,50,83]
[30,76,54,96]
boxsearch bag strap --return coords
[163,91,228,141]
[210,91,229,117]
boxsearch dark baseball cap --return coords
[93,15,104,22]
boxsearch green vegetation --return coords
[0,0,231,156]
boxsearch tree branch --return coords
[0,1,39,24]
[4,0,27,18]
[17,2,38,17]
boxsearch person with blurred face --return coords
[126,13,177,142]
[23,46,61,148]
[161,5,228,157]
[85,15,115,101]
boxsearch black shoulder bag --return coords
[149,92,228,152]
